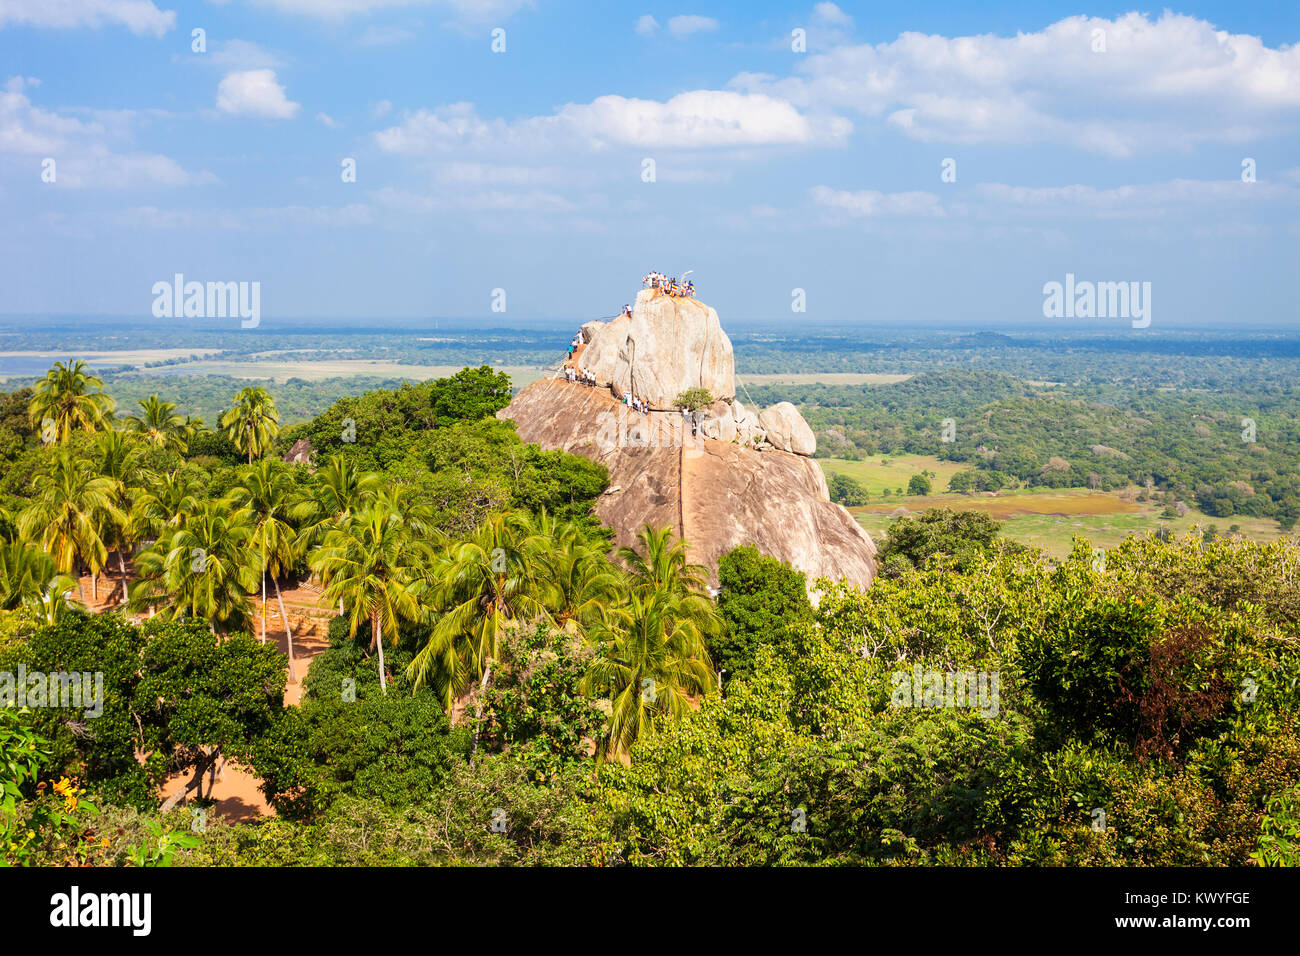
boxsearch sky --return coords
[0,0,1298,329]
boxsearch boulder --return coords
[698,401,737,443]
[759,402,816,456]
[579,320,605,344]
[499,378,875,589]
[579,288,734,408]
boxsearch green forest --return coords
[749,369,1300,527]
[2,360,1300,867]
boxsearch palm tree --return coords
[533,514,621,634]
[28,359,115,445]
[18,449,123,604]
[408,512,552,712]
[618,524,712,599]
[125,395,189,453]
[582,590,717,760]
[130,469,202,540]
[129,500,258,634]
[310,502,422,694]
[293,455,381,613]
[229,460,300,676]
[0,539,79,622]
[219,387,279,464]
[93,428,144,604]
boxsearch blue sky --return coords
[1,0,1297,328]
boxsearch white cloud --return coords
[635,14,658,37]
[370,185,574,213]
[0,78,208,187]
[116,203,374,230]
[216,70,300,120]
[316,112,340,128]
[811,185,945,218]
[667,14,717,37]
[375,90,850,154]
[973,178,1300,214]
[812,3,851,28]
[0,0,175,36]
[207,39,285,70]
[808,176,1300,227]
[371,99,393,119]
[734,12,1300,156]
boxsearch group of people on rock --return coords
[567,333,583,359]
[642,272,695,298]
[563,365,650,415]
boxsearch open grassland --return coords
[0,349,222,380]
[737,372,912,386]
[842,485,1285,559]
[133,360,553,388]
[819,454,965,496]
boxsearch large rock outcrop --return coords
[500,380,875,588]
[579,288,734,409]
[499,291,875,589]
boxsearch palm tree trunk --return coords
[91,571,97,602]
[260,566,267,645]
[374,613,388,694]
[117,549,129,606]
[274,576,295,682]
[471,659,494,756]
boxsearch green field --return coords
[819,455,964,496]
[136,360,553,388]
[818,457,1286,558]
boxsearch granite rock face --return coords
[578,288,735,409]
[501,289,874,587]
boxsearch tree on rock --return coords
[674,389,714,412]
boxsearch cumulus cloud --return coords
[635,14,658,37]
[0,77,208,187]
[216,70,300,120]
[812,3,851,28]
[734,12,1300,156]
[667,14,717,37]
[316,112,341,128]
[375,90,850,154]
[0,0,175,37]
